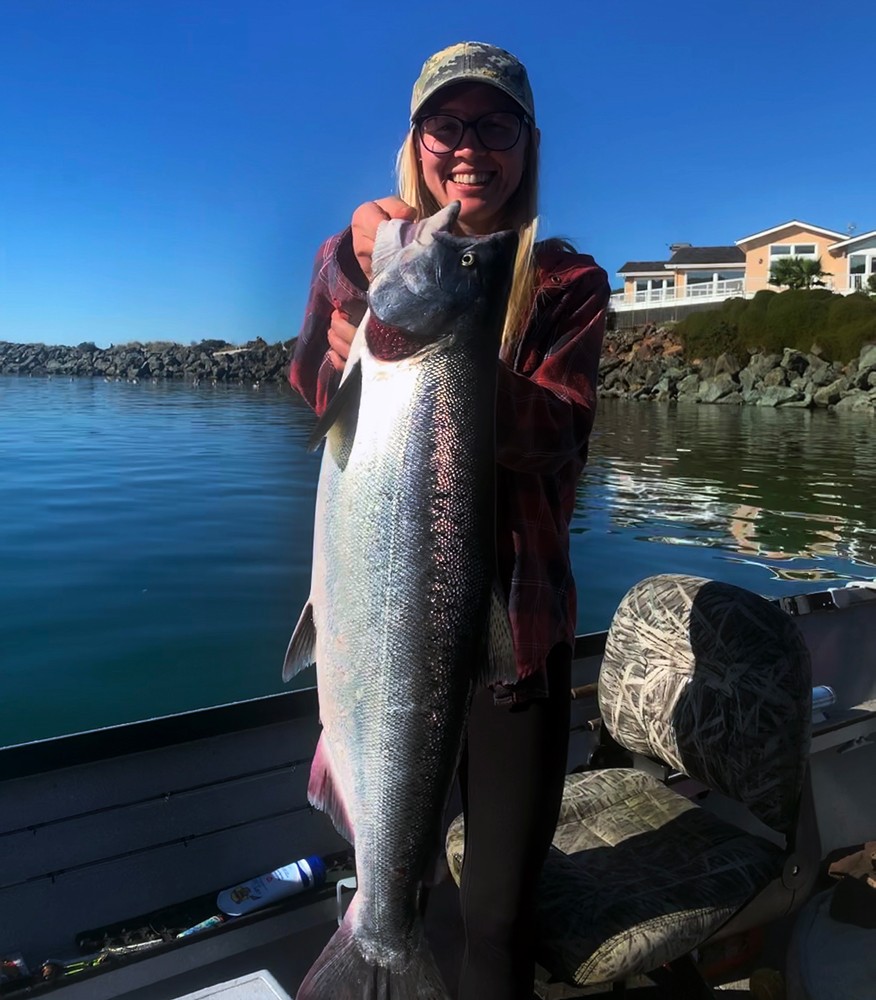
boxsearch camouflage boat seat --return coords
[446,573,817,991]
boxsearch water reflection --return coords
[577,400,876,589]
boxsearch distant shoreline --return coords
[2,331,874,412]
[0,338,296,387]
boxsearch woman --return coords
[290,41,609,999]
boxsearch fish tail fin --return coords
[297,917,450,999]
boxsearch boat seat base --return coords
[446,768,784,988]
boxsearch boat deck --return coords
[3,585,875,999]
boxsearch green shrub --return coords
[816,293,876,361]
[816,317,876,363]
[828,292,875,327]
[674,288,876,361]
[759,290,831,353]
[738,290,776,349]
[675,309,743,359]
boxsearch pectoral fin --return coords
[307,358,363,453]
[282,601,316,681]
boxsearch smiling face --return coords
[416,82,534,236]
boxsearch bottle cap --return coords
[304,855,327,886]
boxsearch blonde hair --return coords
[395,125,540,360]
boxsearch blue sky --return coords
[1,0,873,348]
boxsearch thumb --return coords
[373,196,417,222]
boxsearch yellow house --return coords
[617,245,745,305]
[612,220,873,313]
[735,221,847,294]
[827,230,876,292]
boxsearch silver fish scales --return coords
[284,202,518,999]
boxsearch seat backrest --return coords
[599,574,812,835]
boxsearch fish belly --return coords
[313,349,493,965]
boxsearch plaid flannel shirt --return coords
[289,228,609,695]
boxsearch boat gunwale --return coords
[0,632,609,783]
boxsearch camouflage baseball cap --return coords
[410,42,535,121]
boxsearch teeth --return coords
[451,173,491,185]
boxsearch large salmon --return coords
[283,202,519,998]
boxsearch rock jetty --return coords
[2,329,875,412]
[0,338,295,386]
[599,326,876,413]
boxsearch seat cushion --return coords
[445,768,784,986]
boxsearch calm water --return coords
[1,378,874,747]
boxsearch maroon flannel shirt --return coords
[289,228,609,696]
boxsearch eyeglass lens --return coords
[418,113,524,153]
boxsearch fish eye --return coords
[460,251,476,268]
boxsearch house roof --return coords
[618,260,668,274]
[736,220,847,247]
[828,230,876,252]
[667,245,745,266]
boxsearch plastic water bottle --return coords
[812,685,837,713]
[217,855,327,916]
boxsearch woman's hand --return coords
[326,304,365,371]
[351,197,416,280]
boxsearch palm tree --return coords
[769,256,829,290]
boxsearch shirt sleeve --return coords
[496,266,609,474]
[288,228,368,416]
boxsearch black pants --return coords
[457,644,572,1000]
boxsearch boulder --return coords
[746,353,783,380]
[756,386,803,407]
[781,349,809,375]
[781,393,814,409]
[804,353,832,387]
[738,368,758,394]
[698,373,738,404]
[833,390,876,413]
[697,357,718,379]
[858,343,876,372]
[676,373,700,400]
[762,367,788,387]
[654,376,675,402]
[714,353,744,376]
[812,378,849,408]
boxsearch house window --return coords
[634,277,674,301]
[770,243,818,264]
[686,270,743,285]
[849,252,876,290]
[684,271,744,297]
[686,272,712,286]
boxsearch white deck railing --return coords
[610,279,745,311]
[608,276,859,312]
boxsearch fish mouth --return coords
[392,202,462,301]
[410,201,460,246]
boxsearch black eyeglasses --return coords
[413,111,529,154]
